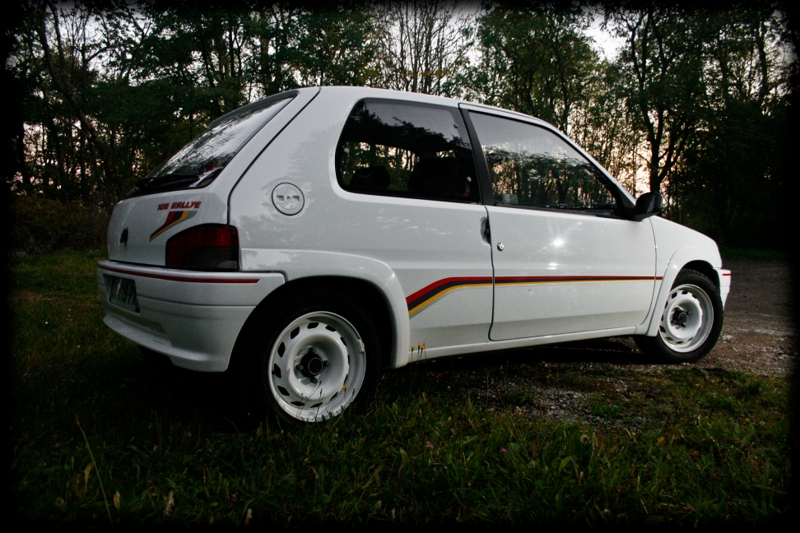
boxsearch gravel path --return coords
[419,258,795,427]
[699,258,795,377]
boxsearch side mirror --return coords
[631,192,662,221]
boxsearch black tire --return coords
[635,269,723,363]
[242,288,382,424]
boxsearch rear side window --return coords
[129,96,293,197]
[336,100,479,203]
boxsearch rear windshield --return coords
[128,96,292,197]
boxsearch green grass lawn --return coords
[10,250,791,526]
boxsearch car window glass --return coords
[337,100,478,202]
[129,97,292,197]
[469,112,616,211]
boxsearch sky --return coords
[585,13,626,61]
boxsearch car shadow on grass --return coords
[95,337,663,433]
[94,347,269,434]
[410,337,659,372]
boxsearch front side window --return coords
[337,100,479,202]
[469,112,618,212]
[129,96,293,197]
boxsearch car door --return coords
[332,98,495,350]
[463,107,657,341]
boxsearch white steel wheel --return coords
[635,269,723,363]
[267,311,366,422]
[657,283,714,352]
[246,288,382,424]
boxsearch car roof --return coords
[210,86,554,133]
[308,85,552,126]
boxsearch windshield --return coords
[128,96,292,197]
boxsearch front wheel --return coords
[635,269,723,363]
[246,289,382,424]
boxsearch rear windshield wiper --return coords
[136,173,200,193]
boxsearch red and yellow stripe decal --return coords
[406,275,662,316]
[149,210,196,241]
[406,276,493,316]
[495,275,660,286]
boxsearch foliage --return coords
[719,246,788,261]
[663,6,790,246]
[470,4,598,136]
[5,2,794,250]
[10,250,790,525]
[8,0,384,249]
[670,100,786,247]
[10,194,106,253]
[376,0,476,97]
[609,3,709,194]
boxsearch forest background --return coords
[1,0,797,254]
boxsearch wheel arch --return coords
[642,247,722,337]
[230,268,411,373]
[272,276,394,367]
[681,260,719,288]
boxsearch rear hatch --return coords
[106,190,223,266]
[106,89,317,267]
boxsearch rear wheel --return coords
[635,269,723,363]
[246,289,382,424]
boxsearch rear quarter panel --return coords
[227,88,496,368]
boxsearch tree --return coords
[470,4,640,190]
[668,6,790,246]
[293,4,381,87]
[568,58,642,194]
[608,3,708,194]
[17,1,117,203]
[471,4,597,135]
[375,0,475,97]
[243,4,302,98]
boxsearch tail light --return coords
[166,224,240,271]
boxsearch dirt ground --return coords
[419,258,796,427]
[699,258,796,377]
[441,258,797,428]
[450,258,797,378]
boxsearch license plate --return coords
[108,276,139,312]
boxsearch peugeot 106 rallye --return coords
[98,86,731,423]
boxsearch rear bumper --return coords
[98,260,285,371]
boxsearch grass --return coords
[10,250,791,526]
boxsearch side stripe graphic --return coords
[406,277,493,316]
[406,275,662,316]
[495,275,660,285]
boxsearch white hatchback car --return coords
[98,86,731,423]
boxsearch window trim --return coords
[334,98,483,205]
[208,89,300,129]
[462,109,635,216]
